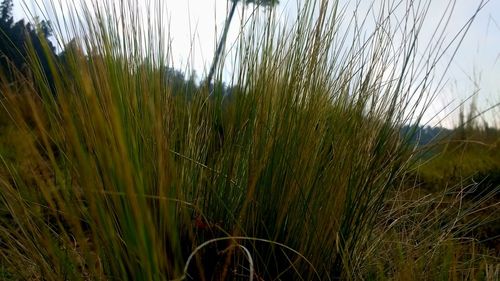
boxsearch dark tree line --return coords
[0,0,57,86]
[400,124,452,146]
[0,0,239,102]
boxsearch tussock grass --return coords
[0,0,496,280]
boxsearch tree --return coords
[0,0,13,27]
[0,0,56,86]
[205,0,279,88]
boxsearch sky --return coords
[11,0,500,128]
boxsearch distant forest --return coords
[0,0,455,146]
[0,0,202,95]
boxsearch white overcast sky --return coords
[11,0,500,127]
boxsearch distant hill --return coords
[400,125,452,146]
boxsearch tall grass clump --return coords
[0,0,489,279]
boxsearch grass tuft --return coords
[0,0,497,280]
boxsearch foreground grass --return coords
[0,0,498,279]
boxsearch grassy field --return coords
[0,0,498,280]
